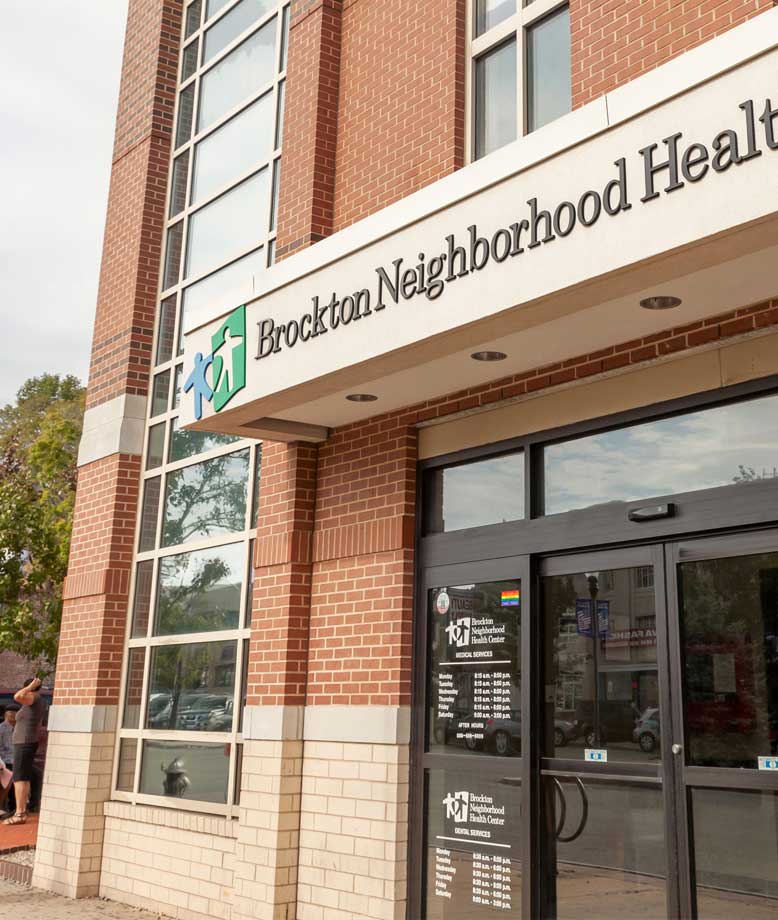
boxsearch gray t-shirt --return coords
[13,694,43,745]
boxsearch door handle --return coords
[671,743,683,755]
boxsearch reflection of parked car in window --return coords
[446,711,578,756]
[633,707,660,753]
[205,699,234,732]
[178,695,229,730]
[574,700,638,746]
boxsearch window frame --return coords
[465,0,570,162]
[111,0,288,817]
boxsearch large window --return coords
[470,0,571,160]
[114,0,286,816]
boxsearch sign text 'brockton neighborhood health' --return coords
[255,96,778,361]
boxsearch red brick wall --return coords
[570,0,775,108]
[305,420,417,706]
[331,0,465,231]
[86,0,181,409]
[57,455,142,705]
[275,0,343,258]
[248,442,318,706]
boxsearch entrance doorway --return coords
[541,533,778,919]
[415,535,778,919]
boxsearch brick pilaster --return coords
[275,0,344,259]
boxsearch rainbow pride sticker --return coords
[501,589,520,607]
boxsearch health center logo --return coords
[445,617,471,648]
[184,305,247,420]
[442,791,470,823]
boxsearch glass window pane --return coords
[155,542,244,635]
[162,448,250,547]
[245,540,255,626]
[544,394,778,515]
[139,740,230,804]
[116,739,138,793]
[176,84,195,148]
[146,422,166,469]
[131,560,155,636]
[475,40,517,160]
[269,159,280,232]
[182,38,199,82]
[545,779,666,918]
[168,417,239,463]
[679,551,778,769]
[156,294,177,365]
[429,581,521,757]
[542,567,659,764]
[191,93,274,206]
[251,443,263,527]
[151,370,170,418]
[146,640,236,731]
[138,478,161,552]
[275,79,285,149]
[527,6,571,133]
[425,766,522,914]
[163,221,184,290]
[267,238,275,266]
[206,0,231,19]
[424,452,523,534]
[122,648,146,729]
[204,0,277,63]
[169,151,190,218]
[691,788,778,915]
[279,5,289,71]
[475,0,516,36]
[185,169,269,279]
[181,248,264,335]
[185,0,202,38]
[198,20,276,133]
[173,365,183,409]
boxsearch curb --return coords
[0,847,33,887]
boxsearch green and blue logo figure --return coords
[184,305,247,420]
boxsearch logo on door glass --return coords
[442,791,470,823]
[445,617,471,647]
[184,304,247,420]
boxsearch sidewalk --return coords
[0,813,38,851]
[0,879,172,919]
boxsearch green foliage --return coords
[0,374,85,672]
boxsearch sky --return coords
[0,1,129,407]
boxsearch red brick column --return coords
[275,0,343,258]
[34,0,181,899]
[247,442,318,707]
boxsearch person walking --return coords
[2,677,44,825]
[0,705,18,817]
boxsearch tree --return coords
[0,374,85,671]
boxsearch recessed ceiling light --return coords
[345,393,378,402]
[471,350,508,362]
[640,295,682,310]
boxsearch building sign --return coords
[184,305,247,420]
[426,768,521,917]
[431,583,521,756]
[180,48,778,435]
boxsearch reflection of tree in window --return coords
[156,544,242,635]
[162,449,249,547]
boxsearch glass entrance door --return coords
[668,530,778,919]
[539,546,675,918]
[539,534,778,919]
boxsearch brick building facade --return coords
[33,1,778,919]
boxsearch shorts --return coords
[12,743,37,782]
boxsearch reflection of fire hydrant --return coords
[162,758,190,797]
